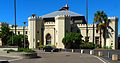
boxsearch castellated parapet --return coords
[77,16,118,28]
[44,22,55,26]
[55,15,71,19]
[28,16,42,19]
[9,25,28,30]
[77,24,96,28]
[28,16,42,21]
[108,16,118,20]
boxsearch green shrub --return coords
[62,32,83,49]
[80,42,95,49]
[103,46,112,49]
[39,45,44,49]
[18,48,35,52]
[95,44,101,48]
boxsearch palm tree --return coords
[94,11,108,48]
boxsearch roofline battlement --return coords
[28,16,42,20]
[56,15,70,17]
[44,22,55,26]
[55,15,71,19]
[10,26,28,29]
[77,24,96,27]
[108,16,118,20]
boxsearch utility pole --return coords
[23,22,26,48]
[14,0,17,35]
[86,0,89,42]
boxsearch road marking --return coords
[8,58,23,62]
[94,56,110,63]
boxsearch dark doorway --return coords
[46,33,51,45]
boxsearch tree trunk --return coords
[103,28,106,47]
[100,29,102,48]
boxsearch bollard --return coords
[108,52,110,58]
[112,54,118,61]
[98,51,103,56]
[65,49,66,52]
[81,50,84,53]
[90,50,93,55]
[72,49,74,52]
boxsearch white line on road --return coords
[94,56,110,63]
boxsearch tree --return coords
[62,32,83,49]
[0,25,12,45]
[0,25,29,48]
[7,34,29,48]
[94,11,108,47]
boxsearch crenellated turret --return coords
[55,15,71,48]
[28,14,43,49]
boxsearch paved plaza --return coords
[0,50,110,63]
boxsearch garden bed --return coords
[0,48,38,59]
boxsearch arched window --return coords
[46,33,51,45]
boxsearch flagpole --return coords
[14,0,17,35]
[66,0,68,16]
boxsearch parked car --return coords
[43,46,59,52]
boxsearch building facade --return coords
[0,6,118,49]
[27,7,118,49]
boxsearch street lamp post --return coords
[93,22,95,47]
[23,22,26,48]
[37,40,40,48]
[11,25,14,45]
[73,40,75,49]
[54,28,55,46]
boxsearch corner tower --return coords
[55,15,71,48]
[28,14,42,49]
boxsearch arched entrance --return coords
[46,33,51,45]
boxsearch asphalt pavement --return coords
[8,50,108,63]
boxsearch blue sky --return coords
[0,0,120,34]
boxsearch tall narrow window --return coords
[96,29,98,33]
[46,33,51,45]
[18,31,20,34]
[26,31,27,34]
[95,37,99,45]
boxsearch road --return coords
[0,50,107,63]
